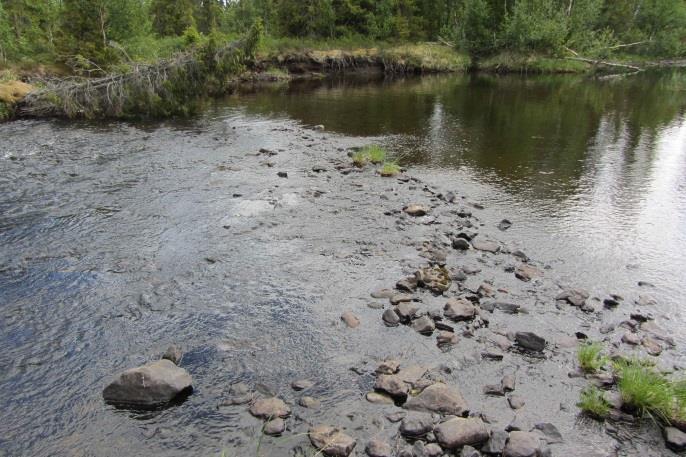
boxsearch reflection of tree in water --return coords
[225,71,686,203]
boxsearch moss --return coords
[0,100,10,121]
[577,342,608,373]
[578,386,611,420]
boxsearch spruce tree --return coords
[150,0,195,36]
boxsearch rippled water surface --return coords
[1,71,685,456]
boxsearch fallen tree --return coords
[17,24,262,119]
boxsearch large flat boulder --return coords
[102,359,192,408]
[404,383,468,416]
[434,417,489,450]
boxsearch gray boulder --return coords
[404,383,468,416]
[102,359,192,408]
[435,417,489,450]
[309,425,356,457]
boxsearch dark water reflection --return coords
[224,72,686,307]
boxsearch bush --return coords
[503,0,569,55]
[578,342,608,373]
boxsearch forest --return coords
[1,0,686,72]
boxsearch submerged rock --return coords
[102,359,192,408]
[365,439,392,457]
[309,425,356,457]
[340,311,360,328]
[375,374,409,399]
[291,379,314,391]
[434,417,489,450]
[249,397,291,419]
[453,238,472,250]
[555,288,589,307]
[404,382,468,416]
[299,396,321,409]
[264,418,286,436]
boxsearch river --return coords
[1,71,685,456]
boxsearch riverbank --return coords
[1,83,684,455]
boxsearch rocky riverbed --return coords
[1,97,684,456]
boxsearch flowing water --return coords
[1,71,685,457]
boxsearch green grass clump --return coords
[379,162,401,177]
[352,145,389,167]
[362,145,386,164]
[616,359,675,421]
[578,342,608,373]
[578,386,611,419]
[352,150,369,167]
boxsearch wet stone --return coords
[503,431,542,457]
[404,383,469,416]
[367,302,385,310]
[102,359,193,408]
[309,425,356,457]
[404,204,429,217]
[435,417,489,450]
[452,238,472,250]
[411,315,436,335]
[375,374,409,399]
[664,427,686,452]
[424,443,443,457]
[292,379,314,391]
[622,332,640,345]
[382,308,401,326]
[400,412,434,438]
[502,374,516,392]
[515,332,546,352]
[366,392,394,405]
[461,445,481,457]
[642,336,662,356]
[444,298,477,321]
[340,311,360,328]
[249,397,291,419]
[498,219,513,231]
[437,331,458,347]
[391,294,414,305]
[532,423,563,444]
[484,384,505,396]
[365,439,392,457]
[376,360,400,375]
[371,289,395,299]
[396,302,419,322]
[482,430,508,454]
[264,418,285,436]
[555,288,589,307]
[299,396,321,409]
[472,240,500,253]
[385,411,407,423]
[508,395,526,410]
[397,277,418,292]
[514,264,542,282]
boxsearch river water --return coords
[1,71,685,456]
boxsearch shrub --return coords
[616,359,675,421]
[379,162,401,177]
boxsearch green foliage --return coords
[0,1,12,62]
[379,162,401,177]
[616,359,675,421]
[363,145,387,164]
[151,0,195,37]
[577,342,608,373]
[460,0,493,58]
[578,386,611,419]
[0,99,10,121]
[352,150,369,167]
[504,0,569,55]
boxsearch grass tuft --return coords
[615,359,675,421]
[379,162,401,177]
[362,145,386,164]
[577,342,608,373]
[352,144,389,167]
[578,386,611,419]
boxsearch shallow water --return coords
[1,72,685,457]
